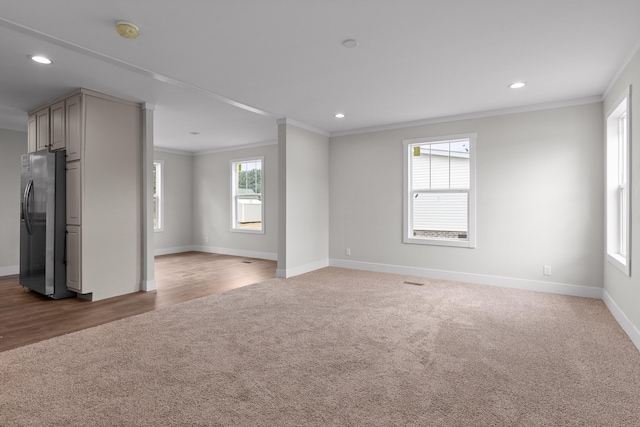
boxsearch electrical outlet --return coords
[543,265,551,276]
[345,248,351,256]
[205,236,209,243]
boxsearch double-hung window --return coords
[403,134,476,247]
[153,160,163,232]
[231,157,264,233]
[606,87,631,275]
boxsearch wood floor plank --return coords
[0,252,276,352]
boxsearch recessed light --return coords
[334,113,346,118]
[116,21,139,39]
[31,55,52,65]
[189,131,200,135]
[342,39,358,48]
[509,82,526,89]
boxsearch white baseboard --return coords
[603,290,640,352]
[154,246,197,256]
[0,265,19,277]
[192,245,278,261]
[329,259,603,299]
[276,258,330,278]
[141,279,157,292]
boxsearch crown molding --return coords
[330,96,603,138]
[277,117,330,137]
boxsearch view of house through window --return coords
[153,160,163,231]
[606,87,631,275]
[403,134,476,248]
[231,157,264,233]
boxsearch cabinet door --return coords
[27,114,37,153]
[36,108,50,151]
[65,94,82,162]
[66,161,81,225]
[66,225,82,293]
[50,100,66,151]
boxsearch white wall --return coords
[603,48,640,347]
[192,144,278,260]
[330,103,604,294]
[153,150,194,254]
[277,122,330,277]
[0,129,26,275]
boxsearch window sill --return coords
[607,253,630,276]
[404,236,475,248]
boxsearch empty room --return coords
[1,1,640,425]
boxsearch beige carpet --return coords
[1,267,639,426]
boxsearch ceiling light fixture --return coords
[342,39,358,48]
[31,55,52,65]
[334,113,346,118]
[509,81,526,89]
[115,21,140,39]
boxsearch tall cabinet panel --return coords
[36,108,50,151]
[50,100,65,151]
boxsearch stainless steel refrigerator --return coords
[20,149,75,299]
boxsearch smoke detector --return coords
[115,21,139,39]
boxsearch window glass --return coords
[403,134,476,247]
[231,158,264,233]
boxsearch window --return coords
[231,157,264,233]
[403,134,476,247]
[606,87,631,275]
[153,160,163,232]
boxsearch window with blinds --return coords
[403,134,476,247]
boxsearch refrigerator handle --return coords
[22,178,34,235]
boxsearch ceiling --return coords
[1,1,639,153]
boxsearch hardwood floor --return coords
[0,252,276,353]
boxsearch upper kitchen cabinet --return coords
[27,107,50,152]
[27,92,83,156]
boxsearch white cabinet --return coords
[65,94,82,162]
[66,161,81,225]
[28,97,76,153]
[27,108,51,152]
[50,100,65,151]
[66,225,81,293]
[30,88,142,300]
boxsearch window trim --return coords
[153,160,164,232]
[403,133,477,248]
[230,156,265,234]
[606,86,631,275]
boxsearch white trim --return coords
[277,118,331,137]
[0,265,19,277]
[603,290,640,352]
[329,259,603,299]
[195,140,278,156]
[276,259,330,278]
[154,246,277,260]
[154,246,197,256]
[331,96,602,138]
[141,279,157,292]
[154,146,194,156]
[193,245,277,261]
[603,35,640,100]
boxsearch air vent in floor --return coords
[403,281,424,286]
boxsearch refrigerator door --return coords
[20,151,51,294]
[19,150,72,298]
